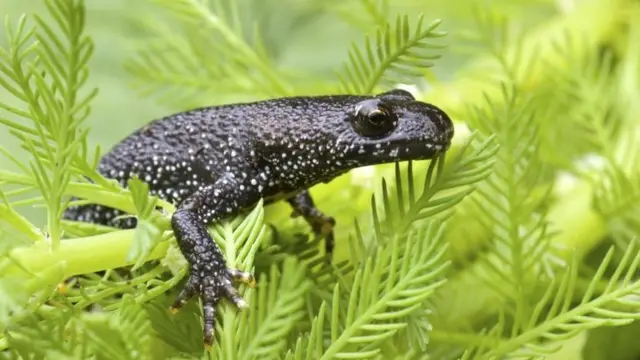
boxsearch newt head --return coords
[245,88,454,188]
[335,88,454,167]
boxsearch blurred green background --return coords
[0,0,553,226]
[1,2,631,358]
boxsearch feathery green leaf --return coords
[293,220,449,359]
[337,13,446,95]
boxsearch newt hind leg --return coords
[286,190,336,257]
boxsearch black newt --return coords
[63,88,454,348]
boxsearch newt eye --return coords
[352,100,398,138]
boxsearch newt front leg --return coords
[169,174,256,348]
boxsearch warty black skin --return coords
[62,88,454,348]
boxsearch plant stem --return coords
[5,230,169,279]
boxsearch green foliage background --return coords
[1,0,640,359]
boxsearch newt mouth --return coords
[341,138,450,168]
[394,140,450,161]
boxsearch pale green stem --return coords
[5,229,169,279]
